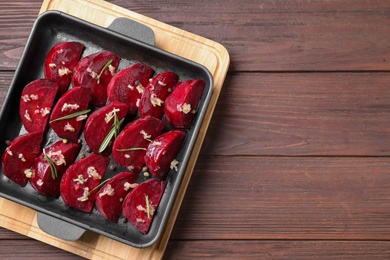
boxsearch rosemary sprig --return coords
[49,109,91,123]
[116,147,146,152]
[88,178,111,195]
[43,149,57,180]
[145,194,151,219]
[96,59,113,84]
[98,111,124,153]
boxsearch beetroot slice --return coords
[145,130,186,180]
[19,79,59,133]
[138,71,179,119]
[60,153,110,213]
[84,101,129,156]
[164,79,205,128]
[49,87,91,141]
[29,140,82,198]
[112,115,165,172]
[1,132,43,186]
[72,50,120,107]
[95,171,139,222]
[44,41,85,96]
[122,179,166,234]
[107,62,155,115]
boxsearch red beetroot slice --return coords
[1,132,43,186]
[138,71,179,119]
[164,79,205,128]
[112,115,165,172]
[145,130,186,180]
[72,50,120,107]
[107,62,155,115]
[19,79,59,133]
[30,140,82,198]
[122,178,166,234]
[84,101,129,156]
[49,87,91,141]
[44,41,85,96]
[60,153,110,213]
[95,171,139,222]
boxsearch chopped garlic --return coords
[77,187,89,202]
[49,63,56,68]
[170,159,179,171]
[123,182,138,191]
[58,67,71,77]
[61,103,80,112]
[40,107,51,117]
[18,153,26,162]
[86,67,97,79]
[136,98,140,107]
[105,108,120,123]
[140,130,151,140]
[24,168,33,178]
[87,166,101,180]
[127,165,135,171]
[137,203,155,216]
[177,103,191,114]
[124,154,131,159]
[136,83,145,94]
[73,174,88,185]
[64,122,75,132]
[136,218,146,223]
[99,184,115,197]
[6,148,12,156]
[56,49,64,54]
[21,95,31,102]
[37,179,44,187]
[47,150,66,166]
[108,64,116,75]
[24,110,32,122]
[127,84,134,90]
[158,80,166,86]
[30,94,38,100]
[150,93,164,107]
[76,114,88,121]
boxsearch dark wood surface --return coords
[1,0,390,259]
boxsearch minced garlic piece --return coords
[136,84,145,94]
[127,84,134,90]
[64,122,75,132]
[87,166,101,180]
[136,98,140,107]
[99,184,115,197]
[76,114,88,121]
[170,159,179,171]
[47,150,66,166]
[30,94,38,100]
[123,182,138,191]
[58,67,71,77]
[24,110,32,122]
[124,154,131,159]
[140,130,151,140]
[86,67,97,79]
[73,174,88,185]
[18,153,26,162]
[56,49,64,54]
[21,95,30,102]
[150,93,164,107]
[37,179,44,187]
[105,108,120,123]
[77,187,89,202]
[158,80,166,86]
[108,64,116,75]
[136,218,146,223]
[40,107,51,117]
[61,103,80,112]
[137,203,155,216]
[127,165,135,171]
[24,168,34,178]
[177,103,191,114]
[49,63,56,68]
[6,148,12,156]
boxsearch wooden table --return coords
[1,0,390,259]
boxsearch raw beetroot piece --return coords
[112,115,165,172]
[19,79,59,133]
[107,62,155,115]
[138,71,179,119]
[60,153,110,213]
[164,79,206,128]
[49,87,91,141]
[44,41,85,96]
[72,50,120,107]
[1,132,43,186]
[95,171,139,222]
[145,130,186,180]
[30,140,82,198]
[122,178,166,234]
[84,101,129,156]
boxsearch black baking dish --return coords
[0,11,213,248]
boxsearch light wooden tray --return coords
[0,0,229,259]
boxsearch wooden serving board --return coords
[0,0,229,259]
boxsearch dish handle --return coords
[36,16,155,242]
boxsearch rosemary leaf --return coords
[43,150,57,180]
[88,178,111,196]
[145,194,151,219]
[50,109,91,123]
[96,59,113,84]
[98,110,124,153]
[116,147,146,152]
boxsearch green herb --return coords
[49,109,91,123]
[145,194,151,219]
[88,178,111,195]
[43,149,57,180]
[98,111,124,153]
[116,147,146,152]
[96,59,113,84]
